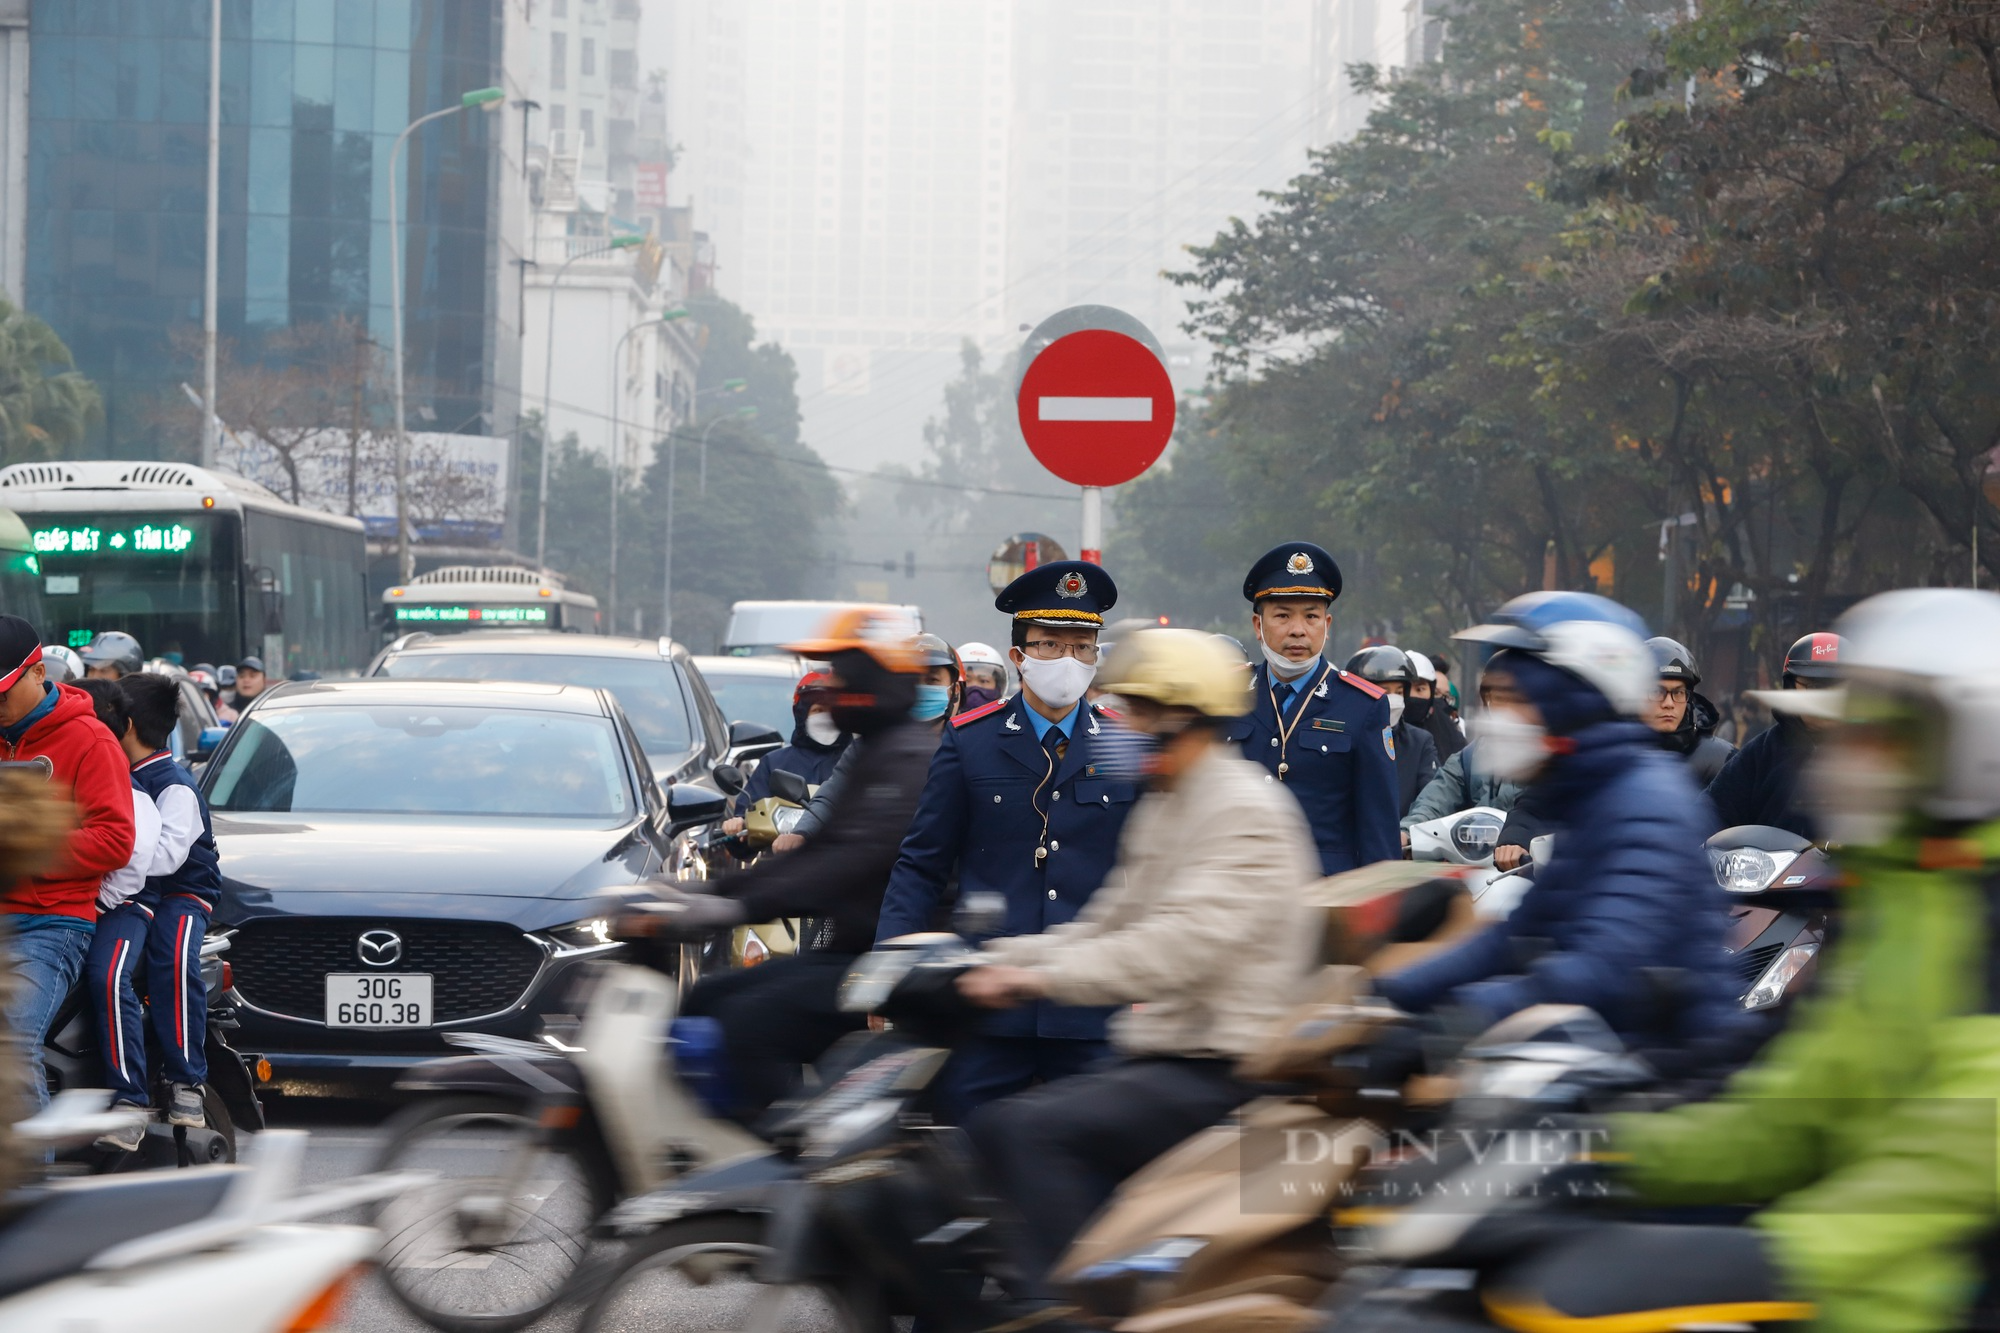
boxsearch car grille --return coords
[228,918,545,1023]
[1731,941,1786,992]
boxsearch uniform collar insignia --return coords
[1086,712,1100,736]
[1315,677,1330,698]
[1004,712,1022,732]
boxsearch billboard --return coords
[216,429,510,544]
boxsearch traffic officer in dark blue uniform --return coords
[1229,542,1400,874]
[877,560,1138,1118]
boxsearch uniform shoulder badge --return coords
[1338,669,1387,700]
[952,698,1008,728]
[1383,726,1397,759]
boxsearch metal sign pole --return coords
[1080,486,1103,565]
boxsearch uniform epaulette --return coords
[1091,702,1121,719]
[1338,669,1387,700]
[952,698,1008,728]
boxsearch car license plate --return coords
[325,974,433,1027]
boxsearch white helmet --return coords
[1407,650,1438,685]
[1811,589,2000,823]
[957,641,1007,673]
[1455,592,1655,717]
[40,644,83,684]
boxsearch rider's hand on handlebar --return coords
[957,965,1046,1009]
[772,832,806,853]
[1494,843,1528,871]
[722,817,746,836]
[614,889,748,941]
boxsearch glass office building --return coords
[25,0,514,454]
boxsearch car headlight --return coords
[1712,847,1797,893]
[1744,941,1819,1010]
[544,917,620,952]
[771,805,806,835]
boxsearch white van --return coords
[721,599,922,657]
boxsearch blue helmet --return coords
[1456,592,1655,717]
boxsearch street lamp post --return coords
[701,404,757,497]
[200,0,220,471]
[661,407,756,641]
[607,308,690,629]
[537,233,644,572]
[389,86,504,582]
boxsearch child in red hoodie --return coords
[0,616,135,1107]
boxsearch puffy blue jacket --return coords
[1375,719,1739,1045]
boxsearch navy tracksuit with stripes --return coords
[87,751,221,1105]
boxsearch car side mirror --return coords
[666,783,729,832]
[768,767,811,805]
[726,720,784,763]
[193,726,229,761]
[712,762,748,796]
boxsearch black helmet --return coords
[79,630,144,676]
[912,632,963,683]
[1782,631,1843,684]
[1344,645,1415,689]
[1646,636,1700,686]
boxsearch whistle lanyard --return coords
[1032,745,1056,868]
[1268,661,1334,780]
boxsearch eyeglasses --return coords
[1021,640,1101,663]
[1653,685,1689,705]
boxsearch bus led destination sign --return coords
[392,605,550,624]
[32,523,196,556]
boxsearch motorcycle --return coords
[1405,806,1541,919]
[367,956,768,1333]
[575,866,1485,1333]
[1707,823,1833,1011]
[0,1105,429,1331]
[40,929,264,1169]
[711,762,812,966]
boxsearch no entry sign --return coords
[1015,318,1176,488]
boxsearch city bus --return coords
[381,565,600,638]
[0,507,41,624]
[0,460,370,676]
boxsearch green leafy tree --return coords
[0,299,102,467]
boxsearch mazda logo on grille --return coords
[356,929,404,968]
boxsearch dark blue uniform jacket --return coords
[1226,660,1400,875]
[876,696,1138,1040]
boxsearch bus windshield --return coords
[29,511,241,665]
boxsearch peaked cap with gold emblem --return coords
[1243,541,1342,604]
[995,559,1118,629]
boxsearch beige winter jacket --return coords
[982,743,1321,1059]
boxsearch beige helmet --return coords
[1098,628,1253,718]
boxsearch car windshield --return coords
[377,652,695,755]
[206,705,634,819]
[699,669,798,739]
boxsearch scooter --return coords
[368,955,768,1333]
[1707,824,1833,1011]
[1405,806,1541,919]
[0,1100,429,1332]
[40,930,265,1169]
[575,866,1486,1333]
[711,763,812,966]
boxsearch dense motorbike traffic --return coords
[5,544,1997,1333]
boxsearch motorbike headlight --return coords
[1712,848,1797,893]
[1743,941,1819,1010]
[544,917,620,952]
[1450,813,1503,862]
[771,806,806,835]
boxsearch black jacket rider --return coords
[1658,689,1735,787]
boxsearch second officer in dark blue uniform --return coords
[877,561,1137,1117]
[1229,542,1400,874]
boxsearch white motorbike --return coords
[1405,806,1544,918]
[0,1092,426,1332]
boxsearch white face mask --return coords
[1385,692,1405,727]
[1258,638,1318,680]
[1469,711,1552,782]
[804,711,841,747]
[1807,743,1913,847]
[1016,652,1096,713]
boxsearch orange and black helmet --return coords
[782,608,923,674]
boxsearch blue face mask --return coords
[911,684,953,721]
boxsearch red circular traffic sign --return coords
[1015,328,1175,487]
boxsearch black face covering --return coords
[1403,694,1434,728]
[825,650,917,736]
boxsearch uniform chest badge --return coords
[1310,719,1345,732]
[1286,551,1314,575]
[1056,572,1087,599]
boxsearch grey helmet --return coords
[1646,636,1700,686]
[1344,644,1416,689]
[79,630,144,677]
